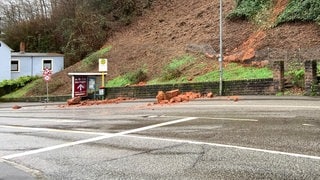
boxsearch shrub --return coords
[126,68,148,84]
[0,76,39,97]
[276,0,320,25]
[228,0,272,20]
[287,69,305,87]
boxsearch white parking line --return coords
[1,116,319,161]
[198,104,320,110]
[205,117,258,122]
[1,117,198,160]
[302,124,315,127]
[27,119,86,123]
[0,125,108,136]
[124,135,320,160]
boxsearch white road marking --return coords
[162,115,258,122]
[27,119,86,123]
[195,104,320,109]
[1,117,198,160]
[302,124,315,127]
[205,117,258,122]
[124,134,320,160]
[1,115,318,161]
[0,125,108,136]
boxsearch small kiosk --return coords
[68,58,108,99]
[68,72,107,99]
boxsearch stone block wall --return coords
[105,79,275,99]
[304,60,319,95]
[273,61,284,93]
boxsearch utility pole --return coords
[219,0,223,96]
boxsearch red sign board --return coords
[74,76,87,97]
[43,68,52,82]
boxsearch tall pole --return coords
[219,0,223,96]
[46,81,49,103]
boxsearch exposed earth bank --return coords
[36,0,320,96]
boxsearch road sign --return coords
[99,58,108,72]
[43,68,52,82]
[74,76,87,97]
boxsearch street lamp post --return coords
[219,0,223,96]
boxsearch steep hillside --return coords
[104,0,255,78]
[28,0,320,96]
[104,0,320,77]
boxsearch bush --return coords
[284,60,305,88]
[126,68,148,84]
[287,69,305,87]
[0,76,39,97]
[276,0,320,25]
[228,0,272,20]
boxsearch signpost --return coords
[74,76,87,97]
[43,68,52,102]
[98,58,108,98]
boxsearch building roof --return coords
[68,72,107,76]
[11,52,64,57]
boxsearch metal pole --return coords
[46,81,49,103]
[101,72,105,87]
[219,0,223,96]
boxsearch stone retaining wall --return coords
[105,78,274,99]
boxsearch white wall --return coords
[0,41,11,82]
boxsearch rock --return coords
[180,94,190,102]
[224,48,256,62]
[160,100,169,104]
[165,89,180,100]
[173,96,183,103]
[156,91,166,103]
[12,105,22,109]
[155,90,202,105]
[67,97,81,105]
[224,54,237,62]
[241,48,255,62]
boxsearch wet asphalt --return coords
[0,96,319,179]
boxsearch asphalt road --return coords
[0,96,319,179]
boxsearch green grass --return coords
[107,75,131,87]
[148,77,189,85]
[194,63,272,82]
[107,66,148,87]
[160,55,195,81]
[82,46,112,66]
[109,62,273,87]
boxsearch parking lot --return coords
[0,97,319,179]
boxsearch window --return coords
[11,60,19,72]
[43,59,52,70]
